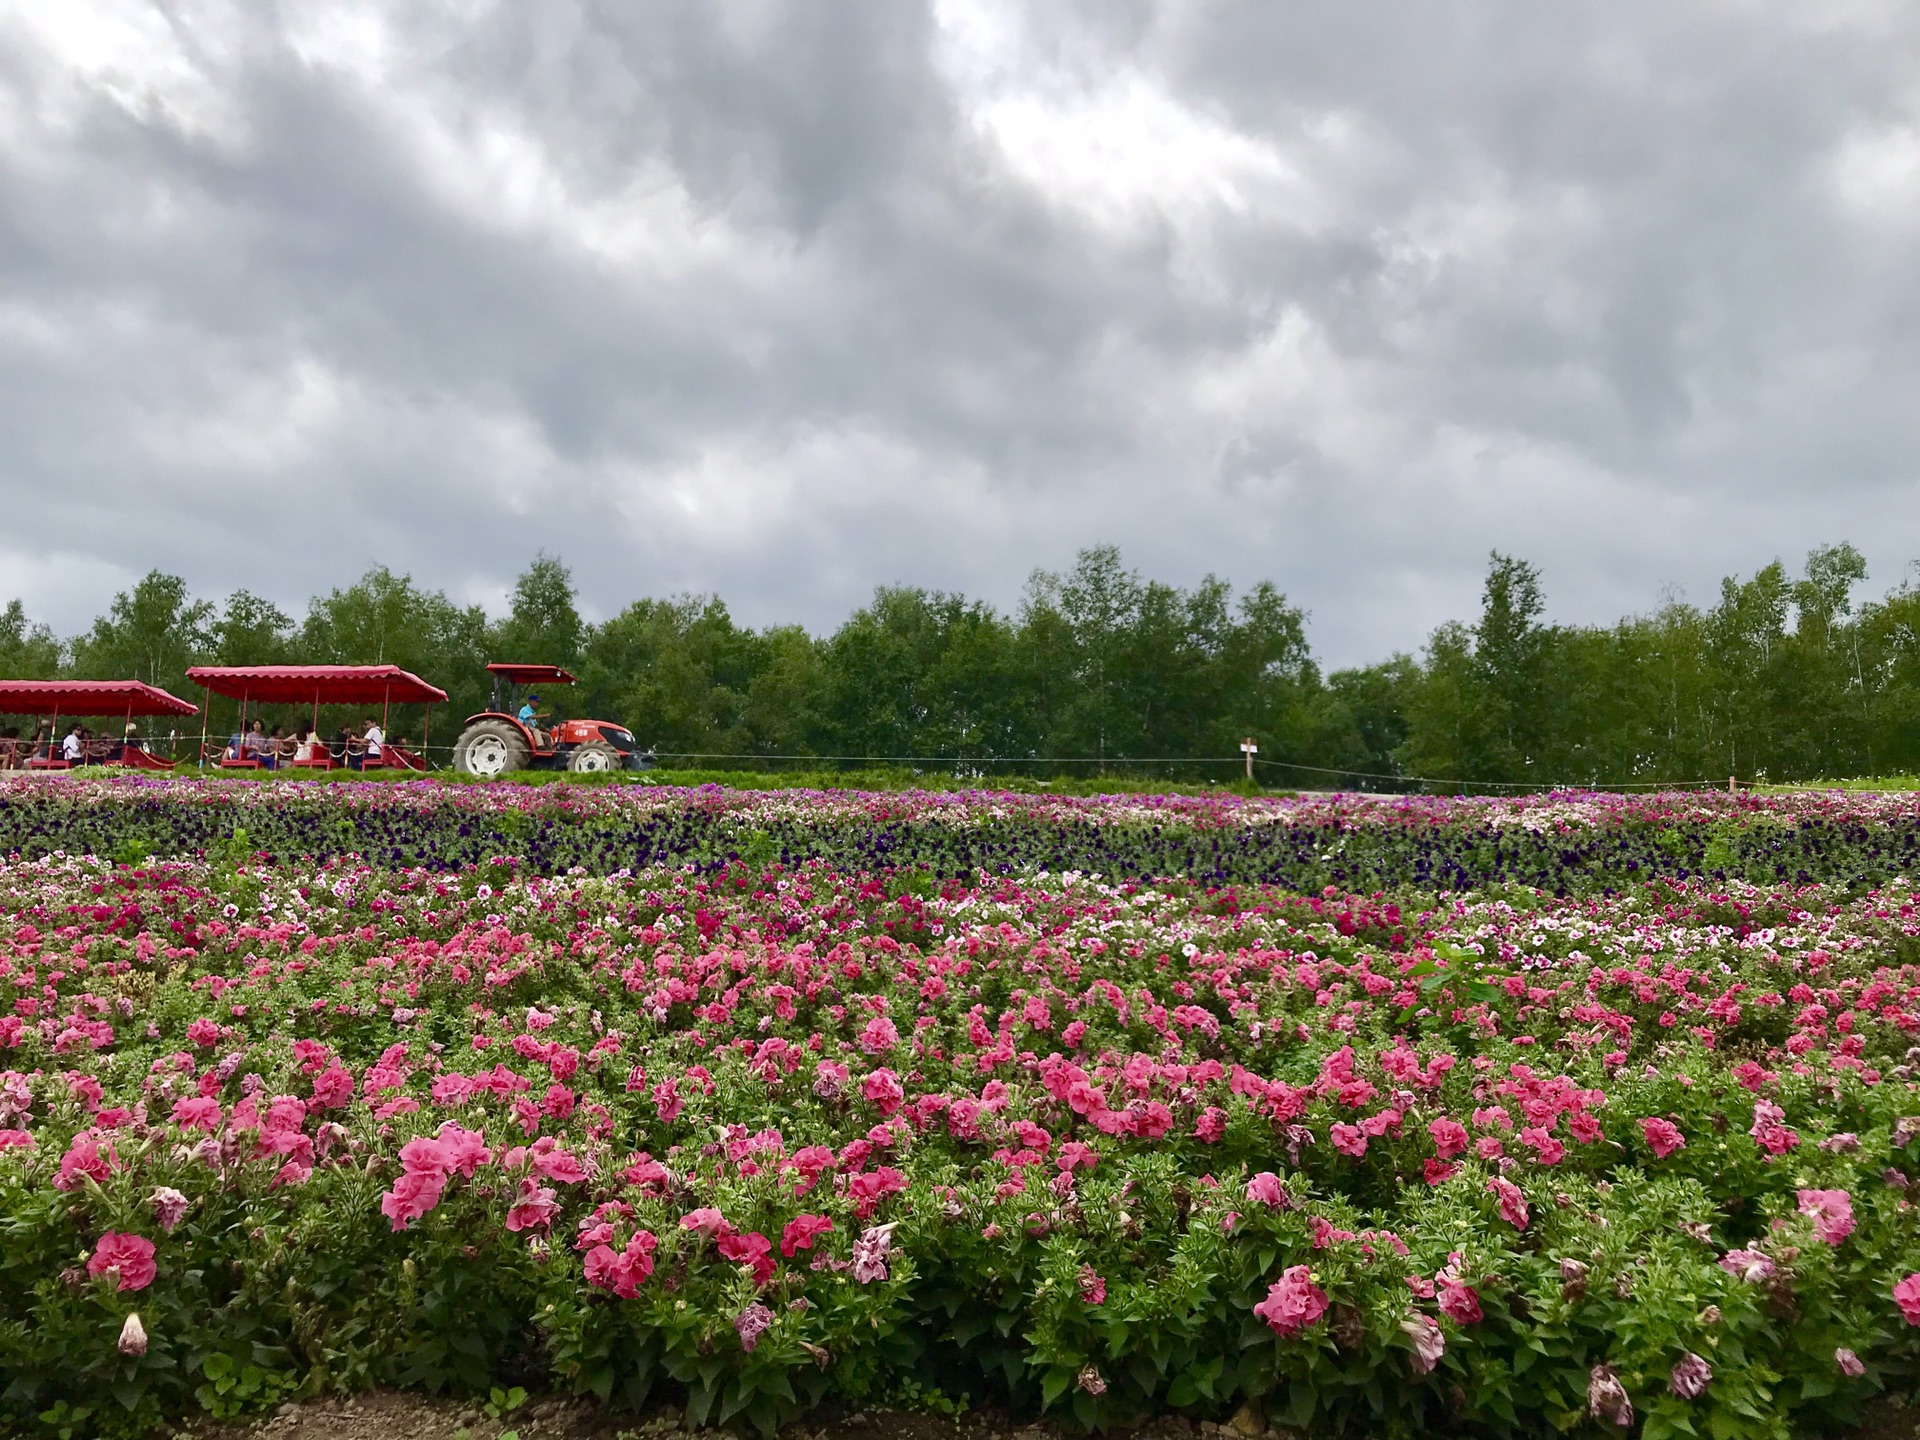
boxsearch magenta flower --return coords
[1245,1171,1286,1207]
[1253,1266,1329,1336]
[1079,1265,1107,1305]
[1796,1189,1855,1245]
[1438,1280,1483,1325]
[504,1178,561,1233]
[1488,1177,1529,1230]
[87,1232,156,1292]
[780,1213,834,1258]
[1640,1117,1685,1159]
[1894,1273,1920,1325]
[379,1170,446,1231]
[1427,1117,1468,1160]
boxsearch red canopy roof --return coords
[487,663,576,686]
[186,666,448,705]
[0,679,199,718]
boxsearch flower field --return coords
[9,776,1920,893]
[5,814,1920,1439]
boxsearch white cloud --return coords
[1830,124,1920,228]
[1,0,1919,664]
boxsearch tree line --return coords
[4,543,1917,787]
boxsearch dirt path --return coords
[179,1392,1225,1440]
[161,1387,1920,1440]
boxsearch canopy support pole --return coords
[198,699,208,769]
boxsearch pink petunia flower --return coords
[1488,1177,1528,1230]
[1438,1280,1483,1324]
[780,1214,835,1258]
[1893,1273,1920,1325]
[1640,1117,1685,1159]
[147,1187,189,1233]
[1246,1171,1286,1207]
[1797,1189,1855,1245]
[1402,1314,1445,1374]
[1253,1266,1329,1336]
[87,1232,157,1292]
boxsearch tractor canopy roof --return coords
[186,665,448,706]
[0,679,200,718]
[487,663,576,687]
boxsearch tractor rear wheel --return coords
[453,719,530,778]
[567,739,621,773]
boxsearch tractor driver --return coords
[517,692,550,748]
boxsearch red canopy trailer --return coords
[0,679,200,770]
[185,665,448,771]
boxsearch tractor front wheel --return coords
[567,740,621,773]
[453,719,531,778]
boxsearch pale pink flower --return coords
[1719,1248,1774,1284]
[734,1302,774,1353]
[1589,1365,1633,1428]
[147,1187,189,1233]
[1401,1314,1445,1374]
[1669,1352,1712,1400]
[851,1223,896,1284]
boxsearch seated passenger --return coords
[355,716,385,771]
[61,724,84,764]
[242,720,271,763]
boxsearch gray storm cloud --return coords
[2,0,1918,664]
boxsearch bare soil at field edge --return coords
[167,1389,1920,1440]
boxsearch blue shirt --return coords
[518,703,537,726]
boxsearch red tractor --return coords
[451,664,655,776]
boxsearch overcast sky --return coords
[3,1,1920,666]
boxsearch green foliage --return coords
[0,599,61,680]
[68,571,214,700]
[21,538,1920,788]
